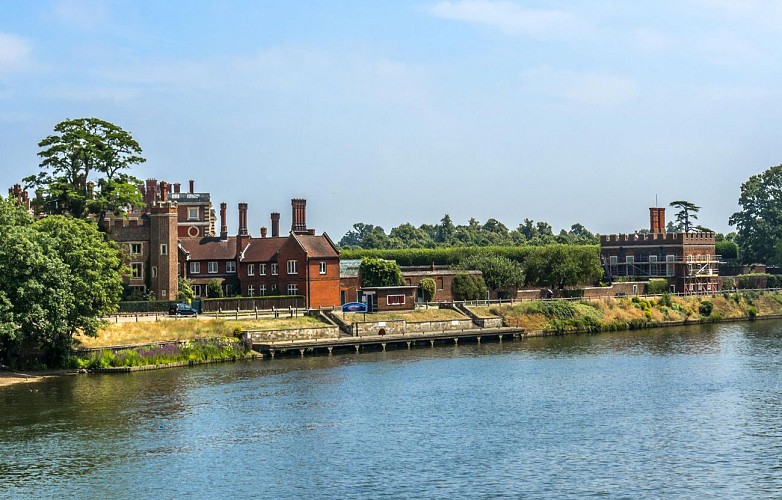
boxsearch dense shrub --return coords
[452,273,488,301]
[699,300,713,317]
[418,278,437,302]
[646,279,669,295]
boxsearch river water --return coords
[2,321,782,498]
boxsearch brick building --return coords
[8,179,341,308]
[600,207,719,294]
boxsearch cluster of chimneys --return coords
[142,178,196,206]
[226,198,312,240]
[649,207,666,234]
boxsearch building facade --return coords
[600,207,719,294]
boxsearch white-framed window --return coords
[271,263,278,275]
[666,255,675,276]
[130,243,142,255]
[609,255,618,275]
[319,262,327,275]
[131,262,143,279]
[247,285,254,297]
[626,255,634,276]
[247,264,255,276]
[226,261,236,273]
[649,255,658,276]
[387,294,405,306]
[208,261,218,273]
[188,207,199,220]
[287,260,297,275]
[259,263,266,275]
[161,289,167,298]
[160,244,168,255]
[190,261,201,274]
[287,284,298,295]
[259,284,266,296]
[151,266,158,278]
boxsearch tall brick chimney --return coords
[159,181,169,203]
[189,179,195,194]
[145,179,158,208]
[271,212,280,237]
[649,207,666,233]
[291,198,307,233]
[173,182,181,194]
[238,203,249,237]
[220,202,228,239]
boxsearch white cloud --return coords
[429,1,586,39]
[522,66,638,106]
[51,0,109,29]
[0,33,32,69]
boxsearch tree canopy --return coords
[0,197,123,366]
[457,254,525,294]
[729,164,782,264]
[669,200,700,233]
[338,214,598,249]
[23,118,145,231]
[359,257,404,288]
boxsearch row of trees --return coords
[0,198,124,367]
[339,217,599,249]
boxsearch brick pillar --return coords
[220,202,228,239]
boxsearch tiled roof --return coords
[179,237,237,260]
[240,237,287,262]
[293,233,339,258]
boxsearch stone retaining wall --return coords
[246,326,340,342]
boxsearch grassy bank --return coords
[340,308,466,325]
[74,337,253,370]
[76,316,326,348]
[470,291,782,333]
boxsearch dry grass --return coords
[341,308,467,325]
[465,306,500,319]
[77,316,328,348]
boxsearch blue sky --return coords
[2,0,781,239]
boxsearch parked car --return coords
[169,303,198,316]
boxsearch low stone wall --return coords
[474,317,504,328]
[406,319,473,333]
[354,320,406,336]
[246,326,340,342]
[352,318,474,336]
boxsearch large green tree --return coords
[729,164,782,264]
[24,118,145,231]
[0,198,123,366]
[457,254,524,295]
[669,200,700,233]
[522,245,603,289]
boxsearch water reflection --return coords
[2,320,782,497]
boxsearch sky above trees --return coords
[2,1,781,238]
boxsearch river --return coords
[2,321,782,498]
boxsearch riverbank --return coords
[471,291,782,334]
[0,370,68,389]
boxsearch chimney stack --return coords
[649,207,666,233]
[271,212,280,237]
[291,198,307,233]
[238,203,248,237]
[145,179,158,208]
[173,183,181,194]
[220,202,228,239]
[159,181,169,202]
[261,227,268,238]
[189,179,195,194]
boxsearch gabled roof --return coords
[292,232,339,258]
[179,237,237,261]
[240,236,287,262]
